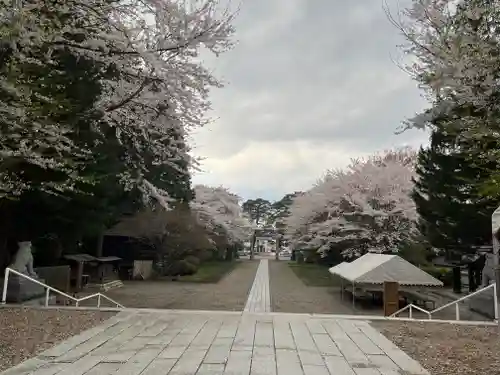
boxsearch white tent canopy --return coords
[329,253,443,287]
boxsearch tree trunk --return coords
[250,232,256,260]
[96,229,104,258]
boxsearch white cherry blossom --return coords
[285,148,417,258]
[191,184,254,244]
[0,0,234,198]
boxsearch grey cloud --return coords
[205,0,423,142]
[192,0,428,198]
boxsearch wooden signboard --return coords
[383,281,399,317]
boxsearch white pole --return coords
[352,281,355,309]
[2,269,9,304]
[494,282,499,322]
[45,288,50,307]
[491,206,500,326]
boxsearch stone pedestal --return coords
[2,274,45,303]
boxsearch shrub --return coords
[184,255,200,267]
[305,251,321,264]
[421,266,454,287]
[169,260,198,276]
[441,269,454,287]
[197,249,212,262]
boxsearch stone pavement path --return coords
[2,309,430,375]
[244,259,271,313]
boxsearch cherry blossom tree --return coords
[0,0,235,199]
[392,1,500,179]
[191,184,254,244]
[285,148,418,258]
[391,0,498,125]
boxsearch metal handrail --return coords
[390,303,432,319]
[390,283,498,321]
[2,267,124,308]
[431,283,496,313]
[76,292,123,308]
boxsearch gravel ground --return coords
[101,260,259,310]
[269,260,376,314]
[373,321,500,375]
[0,308,116,371]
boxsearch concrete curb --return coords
[1,303,497,326]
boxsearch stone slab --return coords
[2,310,430,375]
[244,259,271,313]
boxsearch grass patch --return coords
[288,262,340,287]
[178,261,238,283]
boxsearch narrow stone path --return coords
[3,309,430,375]
[244,259,271,313]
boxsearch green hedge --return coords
[421,266,454,287]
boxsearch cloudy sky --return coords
[190,0,429,201]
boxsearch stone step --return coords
[87,279,124,292]
[102,280,124,291]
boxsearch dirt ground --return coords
[101,260,259,310]
[0,308,116,371]
[269,260,379,315]
[373,321,500,375]
[269,261,491,321]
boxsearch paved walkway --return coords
[3,310,429,375]
[244,260,271,313]
[2,259,430,375]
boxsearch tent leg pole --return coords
[341,280,343,301]
[352,282,355,310]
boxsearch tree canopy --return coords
[0,0,235,268]
[412,115,499,251]
[396,0,500,196]
[192,185,254,245]
[284,148,417,258]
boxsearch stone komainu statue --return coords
[9,241,38,278]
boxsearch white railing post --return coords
[494,283,499,322]
[0,267,124,309]
[2,268,9,304]
[455,303,460,320]
[409,305,413,319]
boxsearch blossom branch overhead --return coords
[0,0,235,199]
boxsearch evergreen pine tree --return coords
[412,118,499,253]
